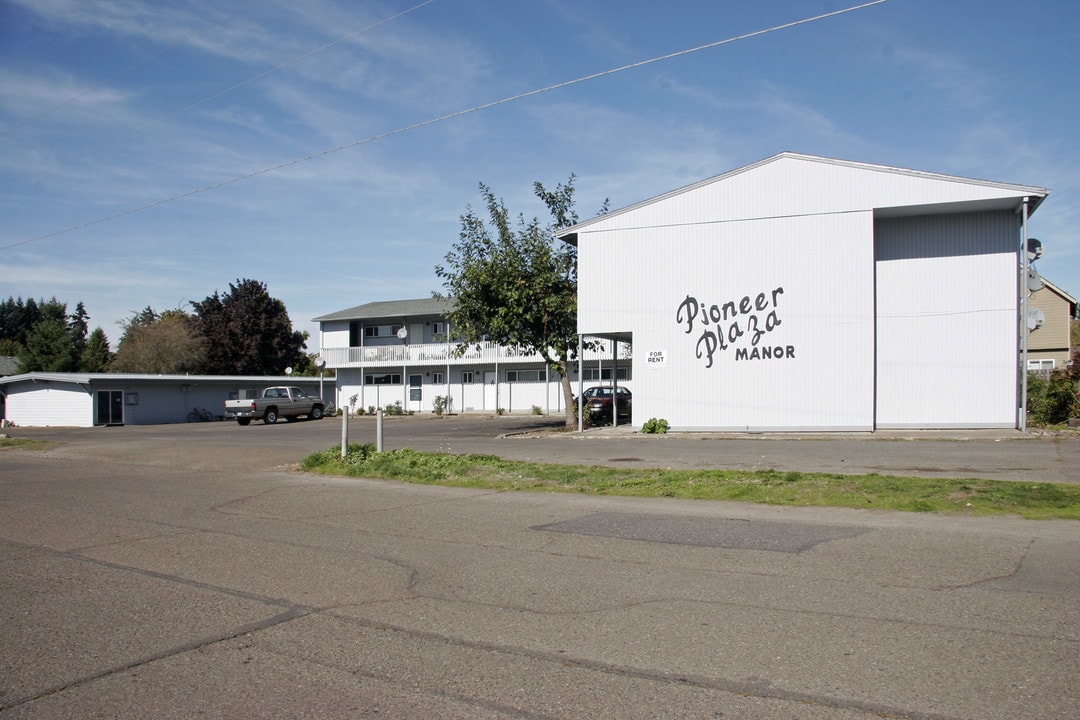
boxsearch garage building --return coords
[0,373,326,427]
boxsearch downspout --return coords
[577,334,583,432]
[446,320,451,414]
[612,339,618,428]
[1020,197,1031,432]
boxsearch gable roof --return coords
[1037,278,1078,312]
[313,297,453,323]
[557,152,1050,243]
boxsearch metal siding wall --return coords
[875,213,1019,427]
[586,211,875,430]
[576,156,1034,235]
[6,384,92,427]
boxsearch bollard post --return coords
[340,406,348,458]
[376,408,384,452]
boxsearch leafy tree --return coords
[435,175,606,427]
[81,327,113,372]
[111,307,206,374]
[191,279,309,375]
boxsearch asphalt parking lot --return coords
[9,412,1080,483]
[2,416,1078,718]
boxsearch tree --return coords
[80,327,113,372]
[191,279,309,375]
[435,175,606,427]
[68,301,89,360]
[111,307,206,374]
[18,300,78,373]
[0,297,43,351]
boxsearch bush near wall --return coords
[1027,361,1080,425]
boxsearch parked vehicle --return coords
[579,386,632,423]
[225,386,325,426]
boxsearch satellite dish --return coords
[396,327,408,339]
[1027,267,1043,292]
[285,366,293,375]
[1026,238,1043,262]
[1026,307,1045,331]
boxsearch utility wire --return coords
[0,0,262,139]
[1,0,887,252]
[17,0,440,184]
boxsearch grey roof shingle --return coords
[313,297,454,322]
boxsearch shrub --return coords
[641,417,670,434]
[531,405,543,415]
[1027,371,1080,425]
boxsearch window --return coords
[506,369,541,382]
[1027,359,1055,371]
[584,367,629,381]
[364,324,403,338]
[432,322,445,336]
[432,372,445,384]
[461,371,474,383]
[365,373,402,385]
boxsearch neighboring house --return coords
[314,298,630,415]
[1025,278,1077,371]
[0,356,18,377]
[0,357,16,422]
[557,152,1051,431]
[0,374,326,427]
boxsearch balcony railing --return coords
[320,340,626,369]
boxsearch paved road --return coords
[1,418,1078,718]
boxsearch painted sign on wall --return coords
[675,287,793,368]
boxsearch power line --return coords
[0,0,888,252]
[16,0,440,185]
[0,0,262,139]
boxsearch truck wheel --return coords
[264,408,278,424]
[237,418,251,426]
[310,405,324,420]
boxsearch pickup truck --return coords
[225,386,325,425]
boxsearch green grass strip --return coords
[300,444,1080,520]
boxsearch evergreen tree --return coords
[19,313,78,372]
[81,327,113,372]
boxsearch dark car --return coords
[580,386,632,423]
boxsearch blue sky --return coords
[2,0,1077,350]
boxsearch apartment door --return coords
[484,371,497,411]
[408,374,423,413]
[96,390,123,425]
